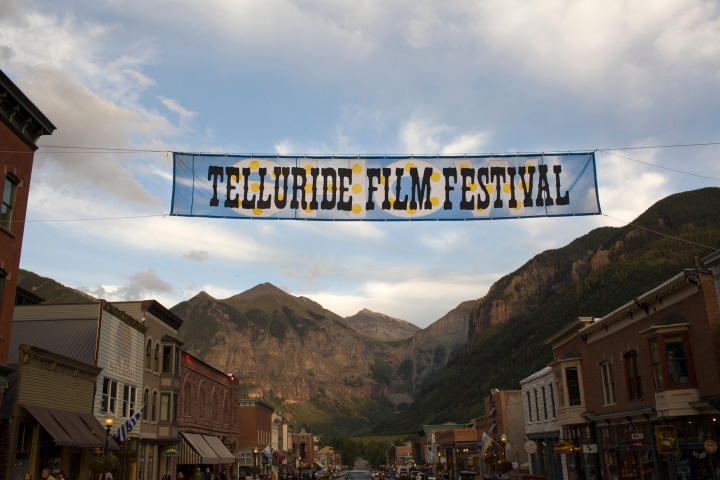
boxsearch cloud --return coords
[124,69,157,87]
[80,269,173,301]
[400,118,489,154]
[183,249,210,262]
[160,97,196,124]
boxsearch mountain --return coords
[345,309,420,342]
[377,187,720,433]
[171,284,405,435]
[393,300,476,394]
[17,270,97,304]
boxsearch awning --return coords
[23,405,110,448]
[204,435,235,463]
[181,433,221,464]
[273,452,287,465]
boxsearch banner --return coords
[170,152,600,221]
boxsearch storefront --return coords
[177,433,235,478]
[528,435,564,480]
[560,425,601,480]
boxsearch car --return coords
[347,471,373,480]
[507,476,548,480]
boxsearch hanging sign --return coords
[655,426,680,455]
[170,152,600,221]
[164,446,180,457]
[553,442,576,454]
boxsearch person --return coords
[194,468,203,480]
[24,474,32,480]
[220,470,228,480]
[105,470,114,480]
[178,473,185,480]
[162,472,172,480]
[203,469,210,480]
[42,469,56,480]
[58,473,67,480]
[239,469,247,480]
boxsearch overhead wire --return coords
[601,213,720,251]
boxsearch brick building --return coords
[0,69,55,398]
[178,352,237,477]
[545,269,720,480]
[473,389,526,475]
[237,400,275,471]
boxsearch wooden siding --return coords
[12,303,100,321]
[94,310,145,437]
[18,363,96,413]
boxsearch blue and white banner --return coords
[170,152,600,221]
[116,405,144,442]
[263,445,272,459]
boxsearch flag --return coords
[479,432,492,458]
[263,444,273,459]
[116,405,145,442]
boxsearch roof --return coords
[15,286,45,304]
[0,68,56,149]
[556,349,581,360]
[418,423,465,437]
[162,334,185,346]
[639,312,690,334]
[544,317,595,347]
[8,318,98,364]
[520,366,553,385]
[579,272,691,337]
[113,300,184,330]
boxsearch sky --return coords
[2,0,720,327]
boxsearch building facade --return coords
[474,389,526,474]
[545,269,720,480]
[10,302,147,480]
[0,69,55,399]
[1,345,110,480]
[115,301,184,480]
[237,399,275,471]
[520,367,565,480]
[178,352,237,478]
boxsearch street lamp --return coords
[500,434,507,462]
[104,412,115,454]
[253,447,260,480]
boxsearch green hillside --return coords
[17,269,97,304]
[377,187,720,432]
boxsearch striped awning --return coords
[23,405,111,448]
[180,433,234,465]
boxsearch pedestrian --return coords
[58,472,67,480]
[162,471,172,480]
[178,472,185,480]
[220,470,228,480]
[194,468,204,480]
[42,469,56,480]
[211,471,216,480]
[24,474,32,480]
[204,469,210,480]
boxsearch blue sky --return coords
[2,0,720,327]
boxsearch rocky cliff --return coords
[345,309,420,342]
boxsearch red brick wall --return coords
[553,288,720,415]
[179,352,239,449]
[0,119,34,367]
[237,404,272,449]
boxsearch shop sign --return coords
[553,442,575,454]
[655,426,680,455]
[631,434,645,448]
[164,446,180,457]
[524,441,537,454]
[262,456,269,465]
[582,444,598,454]
[705,440,718,454]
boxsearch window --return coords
[625,351,643,400]
[199,389,205,419]
[526,391,533,422]
[550,384,556,417]
[160,393,170,421]
[174,347,180,374]
[534,389,540,420]
[143,389,149,420]
[146,340,152,369]
[0,270,5,317]
[184,382,191,416]
[154,344,160,372]
[554,369,565,407]
[122,385,130,417]
[1,174,18,230]
[173,394,179,422]
[565,367,581,406]
[664,335,691,386]
[152,391,157,421]
[649,338,664,389]
[600,362,616,405]
[542,386,548,420]
[162,346,173,373]
[101,378,118,414]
